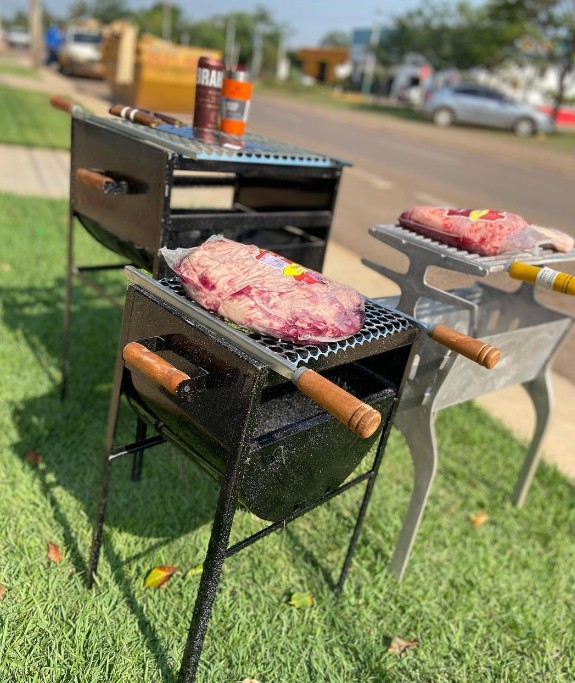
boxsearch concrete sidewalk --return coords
[0,66,111,116]
[0,144,69,197]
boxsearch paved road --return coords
[249,97,575,382]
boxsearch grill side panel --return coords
[72,119,169,254]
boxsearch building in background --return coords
[295,46,350,85]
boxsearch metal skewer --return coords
[368,299,501,369]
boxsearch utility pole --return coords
[361,9,382,96]
[225,18,236,70]
[250,23,263,81]
[275,31,286,81]
[0,0,3,40]
[29,0,43,68]
[162,0,172,42]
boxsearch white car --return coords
[7,26,31,48]
[58,27,103,78]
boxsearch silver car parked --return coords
[422,84,553,136]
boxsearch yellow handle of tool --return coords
[509,262,575,295]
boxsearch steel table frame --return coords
[87,284,417,682]
[364,224,574,580]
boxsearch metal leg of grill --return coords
[178,374,262,683]
[87,348,124,588]
[177,446,245,683]
[335,434,388,597]
[512,368,553,509]
[389,409,437,581]
[62,210,74,400]
[131,418,147,482]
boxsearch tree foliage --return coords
[489,0,575,116]
[319,30,350,47]
[378,1,524,70]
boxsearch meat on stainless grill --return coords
[87,267,420,681]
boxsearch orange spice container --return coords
[220,70,253,136]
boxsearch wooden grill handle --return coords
[430,324,501,369]
[295,369,381,439]
[50,94,77,114]
[109,104,155,126]
[76,168,128,195]
[123,342,191,396]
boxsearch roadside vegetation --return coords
[0,86,72,149]
[1,192,574,681]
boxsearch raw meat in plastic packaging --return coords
[398,206,573,257]
[160,236,366,345]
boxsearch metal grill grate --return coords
[94,117,348,168]
[158,277,411,366]
[371,224,575,274]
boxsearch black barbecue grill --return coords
[59,102,349,395]
[88,268,417,682]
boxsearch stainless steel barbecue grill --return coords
[364,223,574,579]
[88,267,418,682]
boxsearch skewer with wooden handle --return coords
[123,342,194,399]
[425,324,500,369]
[293,368,381,439]
[50,94,84,117]
[380,302,501,369]
[508,262,575,296]
[124,268,383,439]
[109,104,157,127]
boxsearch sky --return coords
[1,0,484,47]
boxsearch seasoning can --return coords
[220,70,253,136]
[193,56,224,130]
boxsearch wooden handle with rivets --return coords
[295,369,382,438]
[429,324,501,369]
[109,104,155,126]
[76,168,128,195]
[50,94,82,116]
[123,342,191,396]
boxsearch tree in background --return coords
[90,0,133,25]
[489,0,575,119]
[68,1,91,20]
[137,2,185,42]
[378,1,523,70]
[319,30,350,47]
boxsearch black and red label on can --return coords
[193,56,224,130]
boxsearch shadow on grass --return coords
[3,278,220,682]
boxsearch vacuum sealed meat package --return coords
[398,206,573,256]
[160,236,365,344]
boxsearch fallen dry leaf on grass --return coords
[144,566,178,588]
[288,592,313,609]
[0,584,5,601]
[241,679,261,683]
[47,542,63,563]
[388,636,420,657]
[26,448,43,464]
[184,564,203,578]
[470,511,488,529]
[1,263,11,273]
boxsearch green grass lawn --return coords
[0,86,71,149]
[1,191,574,682]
